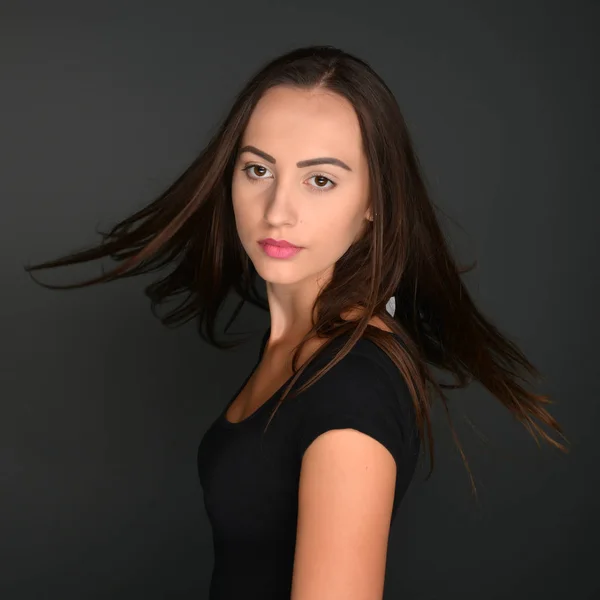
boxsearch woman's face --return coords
[231,85,371,288]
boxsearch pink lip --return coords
[258,240,303,259]
[259,238,301,248]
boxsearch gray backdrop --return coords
[2,1,598,598]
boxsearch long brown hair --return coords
[24,45,569,499]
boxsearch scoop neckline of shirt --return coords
[219,367,295,428]
[218,325,398,428]
[218,327,299,429]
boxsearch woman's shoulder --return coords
[301,328,404,401]
[291,327,417,467]
[340,307,394,334]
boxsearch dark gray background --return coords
[2,1,598,598]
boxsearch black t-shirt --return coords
[197,327,421,599]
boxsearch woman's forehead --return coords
[241,88,364,165]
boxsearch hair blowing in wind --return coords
[24,45,569,500]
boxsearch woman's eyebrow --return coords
[237,145,353,172]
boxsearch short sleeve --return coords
[293,352,410,473]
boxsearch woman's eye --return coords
[307,174,335,191]
[241,164,336,192]
[242,164,272,179]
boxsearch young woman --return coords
[25,45,568,599]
